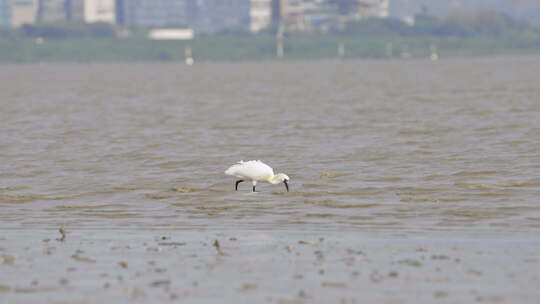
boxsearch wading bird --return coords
[225,160,289,192]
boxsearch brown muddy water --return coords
[1,56,540,303]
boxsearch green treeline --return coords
[341,10,540,38]
[1,10,540,62]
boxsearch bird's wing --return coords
[225,160,274,180]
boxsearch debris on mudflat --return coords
[321,282,347,288]
[434,290,448,298]
[150,280,171,288]
[71,253,96,263]
[213,239,227,256]
[370,271,383,283]
[314,250,325,263]
[239,283,258,292]
[341,256,355,266]
[2,255,16,265]
[158,242,186,247]
[398,258,422,267]
[57,227,67,242]
[0,285,11,292]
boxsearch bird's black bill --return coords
[284,180,289,192]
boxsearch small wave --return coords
[495,181,540,188]
[305,213,336,218]
[302,184,329,189]
[94,187,139,195]
[457,181,540,189]
[396,187,449,195]
[399,129,433,135]
[76,210,139,218]
[318,172,350,179]
[366,177,404,182]
[302,190,379,197]
[145,193,175,200]
[171,186,202,193]
[400,197,461,203]
[0,194,47,203]
[453,170,501,176]
[498,206,540,211]
[170,202,190,207]
[46,204,127,211]
[442,210,500,218]
[471,192,512,197]
[304,199,378,209]
[158,161,182,169]
[195,205,241,211]
[0,186,29,191]
[455,182,497,189]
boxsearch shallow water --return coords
[1,57,539,233]
[1,57,540,303]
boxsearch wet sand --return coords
[1,229,539,304]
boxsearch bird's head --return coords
[272,173,290,192]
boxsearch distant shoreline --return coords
[1,34,540,63]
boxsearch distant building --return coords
[117,0,271,33]
[84,0,115,23]
[11,0,39,28]
[189,0,249,33]
[355,0,389,19]
[277,0,339,32]
[116,0,189,28]
[273,0,391,32]
[38,0,67,22]
[193,0,271,33]
[249,0,272,32]
[0,0,11,28]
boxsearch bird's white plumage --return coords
[225,160,290,192]
[225,160,274,182]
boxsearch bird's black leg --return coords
[252,185,256,192]
[235,180,244,191]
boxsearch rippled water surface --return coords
[1,57,540,233]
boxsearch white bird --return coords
[225,160,290,192]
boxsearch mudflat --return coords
[1,57,540,303]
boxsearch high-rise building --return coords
[356,0,389,18]
[183,0,249,33]
[11,0,39,28]
[277,0,338,32]
[250,0,272,32]
[0,0,11,28]
[84,0,115,23]
[64,0,115,23]
[38,0,68,23]
[116,0,189,28]
[116,0,271,33]
[66,0,84,21]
